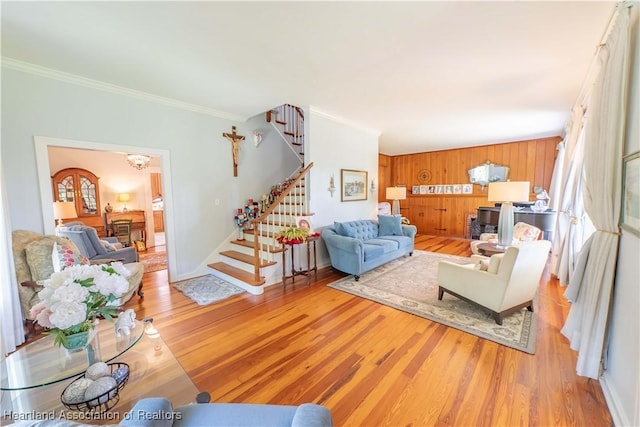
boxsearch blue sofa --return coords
[322,217,417,280]
[119,398,333,427]
[9,398,332,426]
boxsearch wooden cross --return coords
[222,126,245,177]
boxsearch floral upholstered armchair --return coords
[11,230,144,333]
[469,222,542,254]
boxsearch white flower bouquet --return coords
[29,263,131,347]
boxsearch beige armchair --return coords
[11,230,144,326]
[470,221,542,255]
[437,240,551,324]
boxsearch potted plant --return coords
[275,227,310,246]
[29,263,130,349]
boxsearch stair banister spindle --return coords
[251,162,314,282]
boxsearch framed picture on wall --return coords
[341,169,368,202]
[622,151,640,236]
[412,185,420,195]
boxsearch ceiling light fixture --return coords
[127,154,151,170]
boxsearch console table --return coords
[281,237,318,287]
[105,210,146,245]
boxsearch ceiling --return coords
[1,1,614,155]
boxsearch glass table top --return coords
[1,319,144,390]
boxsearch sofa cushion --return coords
[374,235,413,250]
[365,238,399,253]
[334,221,353,238]
[378,215,403,236]
[82,226,108,255]
[174,403,299,427]
[52,242,89,272]
[335,220,379,241]
[58,230,94,258]
[363,243,385,261]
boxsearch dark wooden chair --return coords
[111,219,133,247]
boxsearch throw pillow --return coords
[378,215,403,236]
[334,222,353,237]
[100,239,117,252]
[52,242,89,272]
[25,240,57,282]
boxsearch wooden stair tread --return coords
[230,239,284,253]
[208,262,265,286]
[220,250,276,267]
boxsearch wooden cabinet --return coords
[151,173,163,200]
[405,195,489,237]
[51,168,105,236]
[153,211,164,232]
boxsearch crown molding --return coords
[308,105,381,137]
[1,57,246,122]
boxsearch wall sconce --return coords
[328,174,336,197]
[252,131,263,147]
[370,178,376,192]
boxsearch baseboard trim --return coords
[600,375,631,427]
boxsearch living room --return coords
[2,2,639,426]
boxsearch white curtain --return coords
[550,106,588,283]
[0,159,26,354]
[561,4,631,379]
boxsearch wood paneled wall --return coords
[379,137,561,237]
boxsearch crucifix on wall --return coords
[222,126,245,177]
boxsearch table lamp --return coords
[386,187,407,216]
[53,201,77,229]
[118,193,131,212]
[487,181,530,248]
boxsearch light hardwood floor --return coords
[124,235,613,426]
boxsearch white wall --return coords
[307,107,380,267]
[601,6,640,427]
[1,67,299,281]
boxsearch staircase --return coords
[208,104,311,293]
[267,104,305,166]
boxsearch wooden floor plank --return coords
[111,236,614,426]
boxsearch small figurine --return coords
[114,309,136,337]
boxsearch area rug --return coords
[173,275,245,306]
[328,250,537,354]
[139,250,167,273]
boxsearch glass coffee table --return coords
[1,320,199,424]
[1,319,144,391]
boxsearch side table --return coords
[282,237,318,287]
[476,242,507,256]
